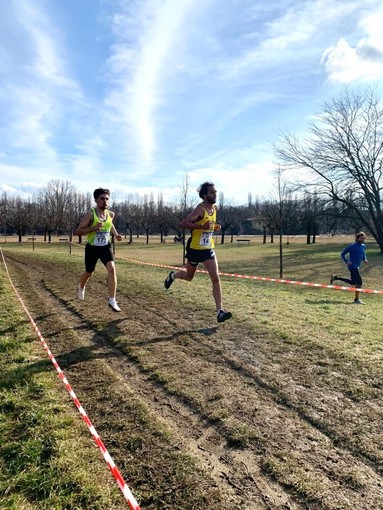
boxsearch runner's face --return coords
[205,186,217,205]
[96,194,109,210]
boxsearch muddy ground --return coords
[3,250,383,510]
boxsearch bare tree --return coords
[217,192,248,244]
[48,179,76,235]
[156,193,173,243]
[275,167,288,277]
[176,173,196,264]
[118,194,141,242]
[37,179,76,241]
[26,198,39,237]
[70,191,92,243]
[0,192,8,240]
[140,193,156,244]
[259,201,279,243]
[36,191,57,242]
[275,86,383,252]
[7,196,29,242]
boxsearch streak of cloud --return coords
[103,0,210,163]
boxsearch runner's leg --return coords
[175,261,197,282]
[203,257,222,312]
[106,260,117,299]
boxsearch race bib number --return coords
[200,232,213,247]
[94,231,109,246]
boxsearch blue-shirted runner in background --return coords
[330,232,368,304]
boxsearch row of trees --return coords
[0,180,91,243]
[0,178,365,245]
[1,86,383,251]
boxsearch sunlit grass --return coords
[2,235,383,507]
[4,235,383,361]
[0,275,126,509]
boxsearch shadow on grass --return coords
[126,326,219,348]
[304,299,350,305]
[0,343,123,391]
[0,320,30,337]
[1,310,129,388]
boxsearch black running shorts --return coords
[85,243,114,273]
[186,238,215,266]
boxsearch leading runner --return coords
[164,181,232,323]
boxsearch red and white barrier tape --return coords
[117,255,383,295]
[0,248,141,510]
[68,241,381,295]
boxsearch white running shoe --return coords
[77,285,85,301]
[108,298,121,312]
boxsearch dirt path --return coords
[4,251,383,510]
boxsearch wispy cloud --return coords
[16,1,77,88]
[1,0,383,203]
[1,0,85,160]
[103,0,205,164]
[218,0,364,81]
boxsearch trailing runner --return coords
[75,187,123,312]
[330,231,368,305]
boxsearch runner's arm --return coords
[110,217,123,241]
[179,205,205,231]
[74,211,102,236]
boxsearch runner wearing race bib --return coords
[75,187,123,312]
[189,204,216,250]
[164,181,232,324]
[87,208,112,247]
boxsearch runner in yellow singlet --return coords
[164,182,232,323]
[75,187,123,312]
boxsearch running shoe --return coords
[108,298,121,312]
[77,285,85,300]
[217,310,232,323]
[353,299,365,305]
[330,274,336,284]
[164,271,175,290]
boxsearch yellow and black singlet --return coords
[190,204,216,250]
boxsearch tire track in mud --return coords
[103,283,383,480]
[4,252,293,509]
[4,251,383,510]
[121,289,383,474]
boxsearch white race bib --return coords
[94,231,109,246]
[200,232,213,247]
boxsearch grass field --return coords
[1,235,383,509]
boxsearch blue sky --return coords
[1,0,383,205]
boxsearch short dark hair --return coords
[355,231,366,240]
[93,188,110,200]
[197,181,214,199]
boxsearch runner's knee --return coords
[210,273,220,285]
[106,264,116,276]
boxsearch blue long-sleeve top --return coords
[340,242,367,269]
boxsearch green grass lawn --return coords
[1,235,383,509]
[0,269,126,509]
